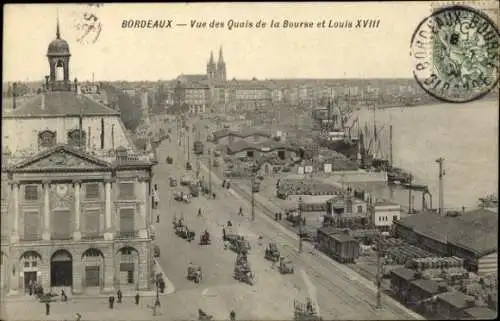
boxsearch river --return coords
[355,100,498,211]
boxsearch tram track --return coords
[230,181,423,320]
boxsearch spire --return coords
[209,51,214,65]
[218,46,224,64]
[56,10,61,39]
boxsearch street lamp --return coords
[152,274,161,316]
[298,196,303,253]
[435,157,445,215]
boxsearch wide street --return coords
[150,117,424,320]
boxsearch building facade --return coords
[369,200,401,231]
[1,21,156,296]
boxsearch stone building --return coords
[0,20,156,296]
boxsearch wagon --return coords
[187,265,202,283]
[279,257,294,274]
[264,243,280,262]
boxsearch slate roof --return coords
[395,210,498,256]
[463,307,497,319]
[390,267,416,282]
[4,92,120,118]
[410,279,443,295]
[437,291,474,309]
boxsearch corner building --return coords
[1,21,156,296]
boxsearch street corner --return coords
[154,258,176,295]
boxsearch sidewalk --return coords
[1,259,175,303]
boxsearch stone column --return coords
[73,180,82,240]
[137,177,148,239]
[42,180,51,241]
[104,179,114,240]
[10,181,20,243]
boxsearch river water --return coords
[355,99,498,211]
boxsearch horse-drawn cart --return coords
[187,265,202,283]
[176,225,196,241]
[199,231,211,245]
[265,243,280,262]
[233,263,255,285]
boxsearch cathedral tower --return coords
[206,51,216,81]
[217,46,227,82]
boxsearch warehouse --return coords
[394,209,498,276]
[316,227,360,263]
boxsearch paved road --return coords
[150,118,424,320]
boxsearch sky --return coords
[1,2,468,82]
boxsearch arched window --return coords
[56,60,64,81]
[38,130,57,148]
[67,129,86,147]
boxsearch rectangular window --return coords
[127,271,134,284]
[119,208,135,237]
[84,209,100,238]
[24,185,38,201]
[85,183,100,199]
[51,210,71,240]
[119,183,135,199]
[23,211,39,241]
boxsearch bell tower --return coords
[46,16,72,91]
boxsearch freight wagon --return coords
[316,227,360,263]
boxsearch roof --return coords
[177,74,208,83]
[212,128,271,140]
[437,291,474,309]
[317,226,348,236]
[4,92,120,118]
[390,267,416,281]
[410,279,443,295]
[330,233,357,243]
[463,307,497,319]
[395,210,498,256]
[373,200,400,207]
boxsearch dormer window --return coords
[38,130,57,148]
[68,129,86,147]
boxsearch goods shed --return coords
[316,227,360,263]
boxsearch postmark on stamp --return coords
[410,5,499,103]
[73,10,103,45]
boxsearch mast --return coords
[389,125,393,167]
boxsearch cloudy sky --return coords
[3,2,457,82]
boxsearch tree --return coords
[117,92,141,132]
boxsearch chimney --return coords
[12,82,17,110]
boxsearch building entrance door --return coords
[85,266,100,287]
[50,250,73,287]
[24,271,37,293]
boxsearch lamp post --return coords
[298,196,303,253]
[435,157,445,215]
[208,147,212,198]
[251,162,257,221]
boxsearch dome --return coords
[47,38,70,56]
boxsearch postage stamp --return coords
[410,5,500,103]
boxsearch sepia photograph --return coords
[1,2,498,321]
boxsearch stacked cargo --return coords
[277,179,340,199]
[386,243,437,265]
[406,257,465,270]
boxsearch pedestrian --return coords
[156,214,160,223]
[135,293,140,305]
[227,181,231,189]
[197,208,202,217]
[75,313,82,321]
[212,192,216,200]
[117,289,122,303]
[61,289,67,302]
[45,302,50,315]
[222,180,226,188]
[154,184,158,191]
[28,280,33,296]
[230,309,236,321]
[278,212,282,220]
[108,295,115,309]
[275,213,278,220]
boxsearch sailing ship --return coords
[359,107,414,185]
[478,194,498,208]
[312,100,359,159]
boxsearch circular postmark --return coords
[72,10,103,45]
[410,5,500,103]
